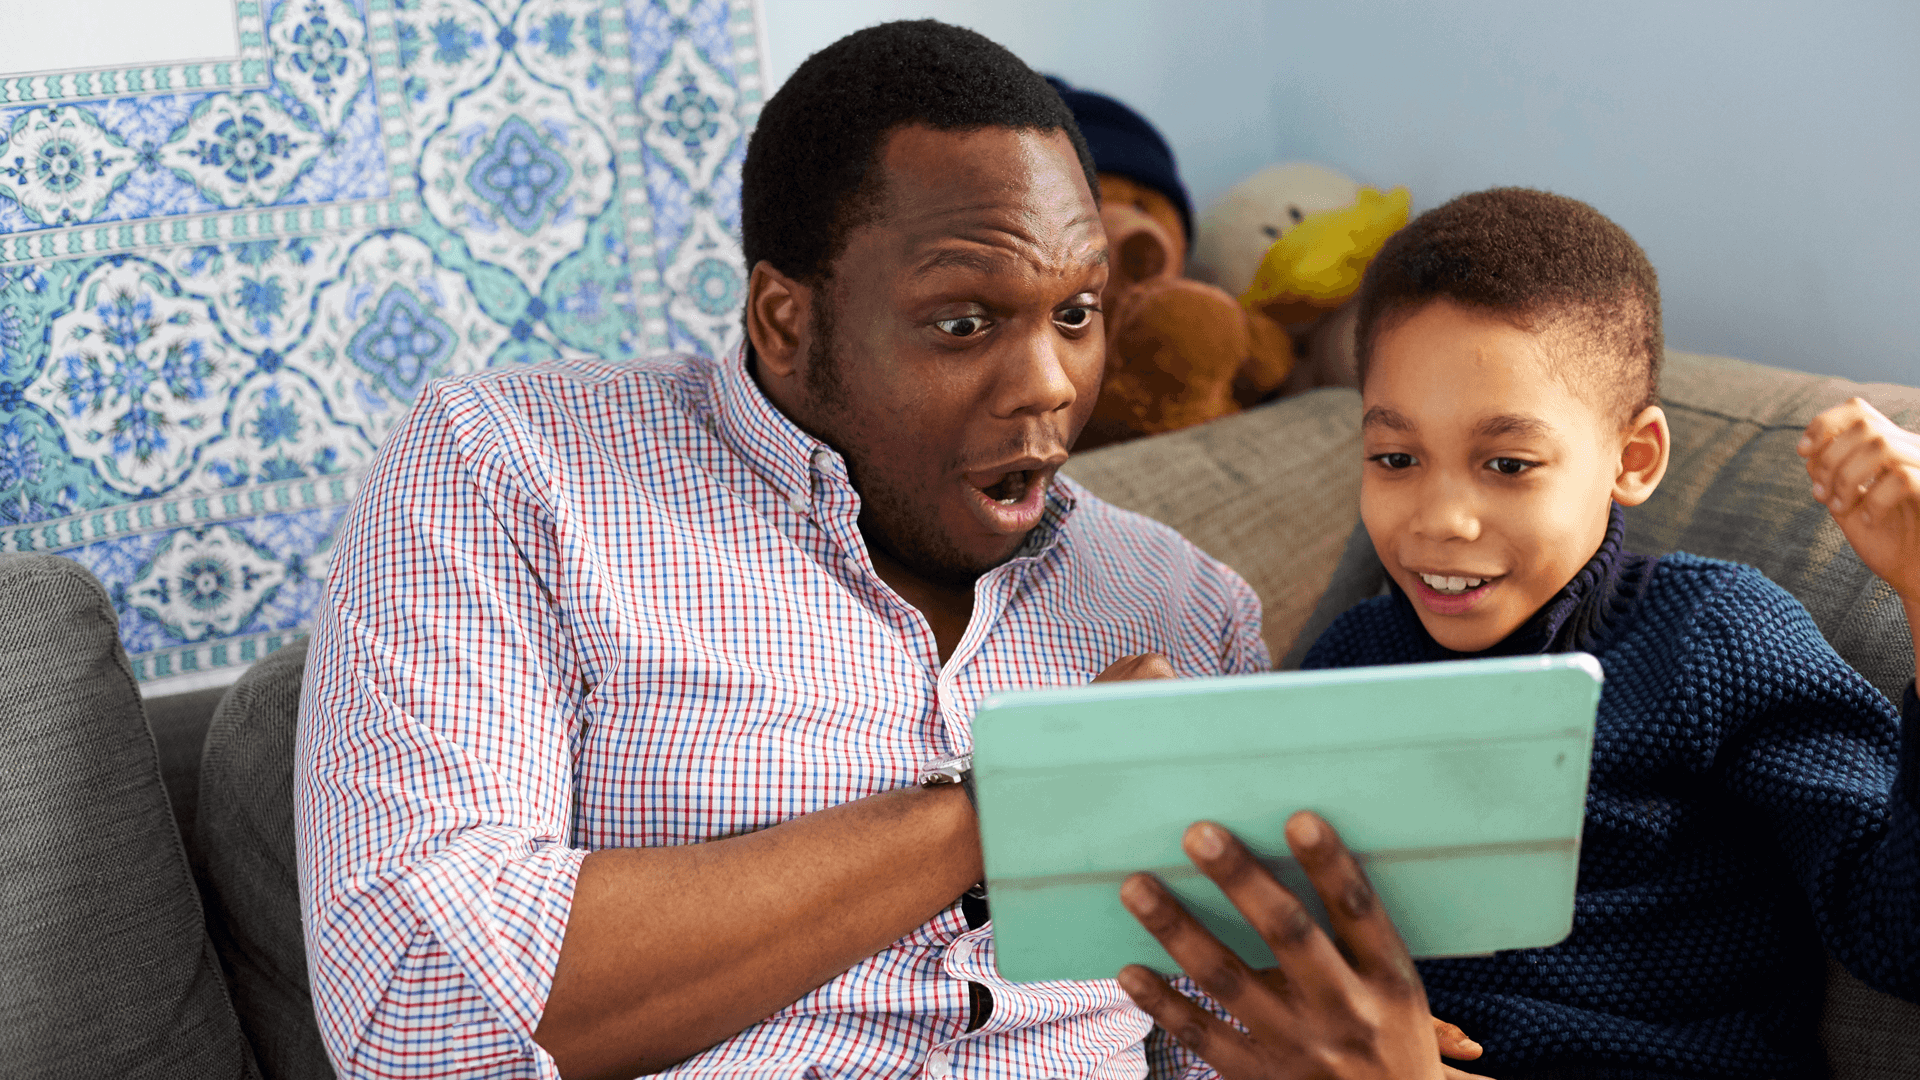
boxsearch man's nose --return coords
[1410,472,1482,542]
[993,320,1080,419]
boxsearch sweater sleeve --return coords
[1703,572,1920,1000]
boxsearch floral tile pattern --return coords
[0,0,767,691]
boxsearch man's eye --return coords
[1054,305,1096,329]
[935,316,987,338]
[1488,457,1535,476]
[1369,452,1417,470]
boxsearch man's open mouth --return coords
[975,469,1035,505]
[961,464,1053,535]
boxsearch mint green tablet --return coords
[970,654,1603,984]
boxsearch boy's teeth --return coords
[1419,572,1487,595]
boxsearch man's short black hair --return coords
[742,19,1099,285]
[1354,187,1663,423]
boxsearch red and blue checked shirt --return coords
[295,348,1269,1079]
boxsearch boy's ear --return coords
[1613,405,1670,507]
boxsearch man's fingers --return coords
[1180,821,1356,1011]
[1857,463,1920,525]
[1286,811,1424,1003]
[1093,652,1177,683]
[1818,431,1895,516]
[1431,1017,1482,1060]
[1800,398,1884,461]
[1805,416,1872,494]
[1441,1066,1491,1079]
[1119,871,1292,1036]
[1116,964,1269,1078]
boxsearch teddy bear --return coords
[1049,79,1299,449]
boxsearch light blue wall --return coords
[761,0,1920,386]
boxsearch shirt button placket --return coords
[925,1047,952,1078]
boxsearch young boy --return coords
[1299,188,1920,1080]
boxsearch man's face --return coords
[1360,299,1626,652]
[799,125,1107,585]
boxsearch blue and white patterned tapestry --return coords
[0,0,766,693]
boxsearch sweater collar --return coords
[1393,502,1658,659]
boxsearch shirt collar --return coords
[714,343,834,510]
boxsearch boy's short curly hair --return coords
[1354,187,1663,423]
[742,19,1098,286]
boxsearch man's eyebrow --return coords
[1473,413,1553,439]
[1362,406,1414,431]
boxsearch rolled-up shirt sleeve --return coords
[296,376,587,1078]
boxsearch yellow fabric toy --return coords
[1239,186,1411,326]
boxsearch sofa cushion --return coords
[146,685,230,838]
[194,638,334,1080]
[1064,385,1364,663]
[0,553,259,1079]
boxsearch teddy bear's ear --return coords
[1098,200,1180,315]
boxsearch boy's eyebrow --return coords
[1362,406,1414,431]
[1473,413,1553,439]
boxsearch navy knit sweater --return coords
[1301,508,1920,1080]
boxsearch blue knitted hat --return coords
[1046,76,1193,250]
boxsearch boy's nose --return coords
[1411,478,1482,542]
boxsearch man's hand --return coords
[1800,397,1920,602]
[1117,812,1484,1080]
[1095,652,1177,682]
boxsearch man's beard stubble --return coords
[803,291,1000,592]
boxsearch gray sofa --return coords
[2,349,1916,1079]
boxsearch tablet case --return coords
[971,654,1603,984]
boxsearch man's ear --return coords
[1613,404,1670,507]
[745,260,812,381]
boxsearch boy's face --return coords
[1361,299,1655,652]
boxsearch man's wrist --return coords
[918,754,975,811]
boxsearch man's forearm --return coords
[533,782,982,1080]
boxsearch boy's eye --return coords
[1054,305,1096,330]
[935,315,988,338]
[1369,452,1417,470]
[1487,457,1536,476]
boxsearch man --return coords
[296,20,1453,1080]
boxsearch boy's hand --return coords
[1118,813,1483,1079]
[1799,398,1920,602]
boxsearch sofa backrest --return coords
[1063,384,1365,664]
[1621,352,1920,702]
[195,638,335,1080]
[0,552,261,1079]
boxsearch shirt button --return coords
[811,447,832,468]
[926,1049,952,1077]
[788,495,807,515]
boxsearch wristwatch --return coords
[918,753,975,810]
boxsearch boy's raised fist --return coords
[1799,398,1920,604]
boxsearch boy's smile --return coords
[1361,299,1669,652]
